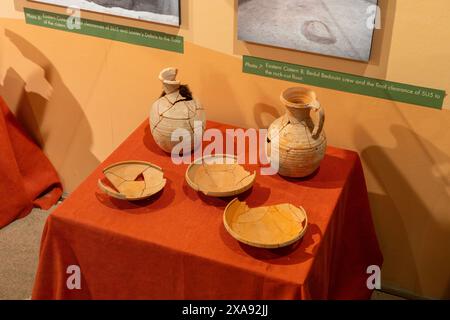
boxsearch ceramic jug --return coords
[267,87,327,177]
[150,67,206,153]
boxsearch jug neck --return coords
[285,106,311,122]
[163,83,180,95]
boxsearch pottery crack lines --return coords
[234,206,295,235]
[202,164,252,188]
[268,119,291,143]
[152,94,204,132]
[108,167,155,197]
[270,206,292,234]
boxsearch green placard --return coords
[243,56,445,109]
[24,8,183,53]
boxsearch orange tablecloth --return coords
[32,120,382,299]
[0,97,62,228]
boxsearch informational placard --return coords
[243,56,445,109]
[24,8,184,53]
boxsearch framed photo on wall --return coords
[29,0,181,26]
[238,0,379,61]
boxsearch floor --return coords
[371,290,405,300]
[0,207,53,300]
[0,204,404,300]
[238,0,377,61]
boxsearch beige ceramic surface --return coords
[268,87,327,178]
[149,67,206,153]
[185,155,256,197]
[98,160,166,200]
[224,199,308,249]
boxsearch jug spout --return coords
[281,87,318,123]
[159,67,181,94]
[280,87,317,108]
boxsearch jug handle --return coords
[310,101,325,139]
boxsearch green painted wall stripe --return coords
[243,56,445,109]
[24,8,184,53]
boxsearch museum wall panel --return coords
[0,0,449,299]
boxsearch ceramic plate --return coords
[223,199,308,248]
[185,154,256,197]
[98,160,166,201]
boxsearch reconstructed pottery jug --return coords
[150,67,206,153]
[267,87,327,178]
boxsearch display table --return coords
[32,120,382,300]
[0,97,62,228]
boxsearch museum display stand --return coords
[32,119,382,300]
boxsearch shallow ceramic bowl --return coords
[97,160,166,201]
[185,154,256,197]
[223,199,308,248]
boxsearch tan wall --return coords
[1,0,449,299]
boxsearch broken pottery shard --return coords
[185,155,256,197]
[98,160,166,201]
[149,67,206,153]
[223,199,308,248]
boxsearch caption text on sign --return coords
[243,56,445,109]
[24,8,184,53]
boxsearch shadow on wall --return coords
[232,0,396,79]
[356,124,450,299]
[0,29,99,191]
[196,68,246,128]
[253,102,281,129]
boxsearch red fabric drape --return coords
[0,96,62,228]
[32,120,382,300]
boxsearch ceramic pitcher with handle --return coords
[267,87,327,178]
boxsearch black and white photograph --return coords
[238,0,378,61]
[31,0,181,26]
